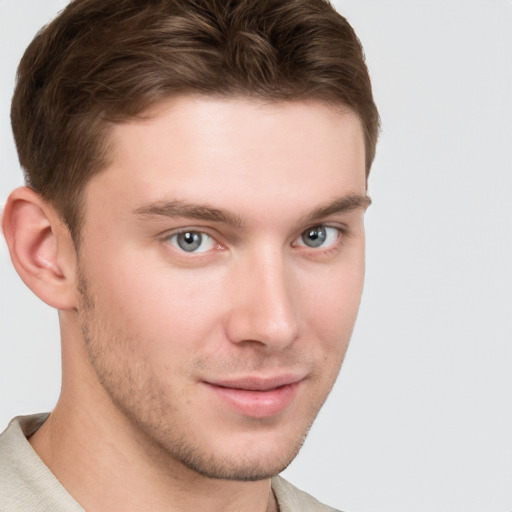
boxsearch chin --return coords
[139,414,312,482]
[171,441,305,481]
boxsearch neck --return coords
[30,395,278,512]
[29,318,277,512]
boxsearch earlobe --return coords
[2,186,77,310]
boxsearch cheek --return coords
[295,254,365,383]
[302,254,365,335]
[87,251,227,352]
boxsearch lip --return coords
[203,375,303,418]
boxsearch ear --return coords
[2,186,78,310]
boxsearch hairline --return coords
[68,93,367,249]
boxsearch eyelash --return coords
[163,229,221,254]
[161,224,347,256]
[293,225,344,252]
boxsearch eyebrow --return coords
[303,194,372,223]
[133,194,371,227]
[133,200,244,227]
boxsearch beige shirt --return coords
[0,415,340,512]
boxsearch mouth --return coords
[202,375,304,419]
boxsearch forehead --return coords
[84,96,366,222]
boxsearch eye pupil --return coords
[177,231,201,252]
[302,226,327,248]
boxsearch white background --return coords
[1,1,511,511]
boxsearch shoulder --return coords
[0,414,84,512]
[271,475,343,512]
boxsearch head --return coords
[4,0,378,482]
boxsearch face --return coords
[76,96,368,480]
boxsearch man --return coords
[0,0,379,510]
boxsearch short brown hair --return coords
[11,0,379,238]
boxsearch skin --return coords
[4,97,368,512]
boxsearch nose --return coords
[224,248,299,351]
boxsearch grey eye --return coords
[301,226,327,248]
[169,231,214,253]
[177,232,201,251]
